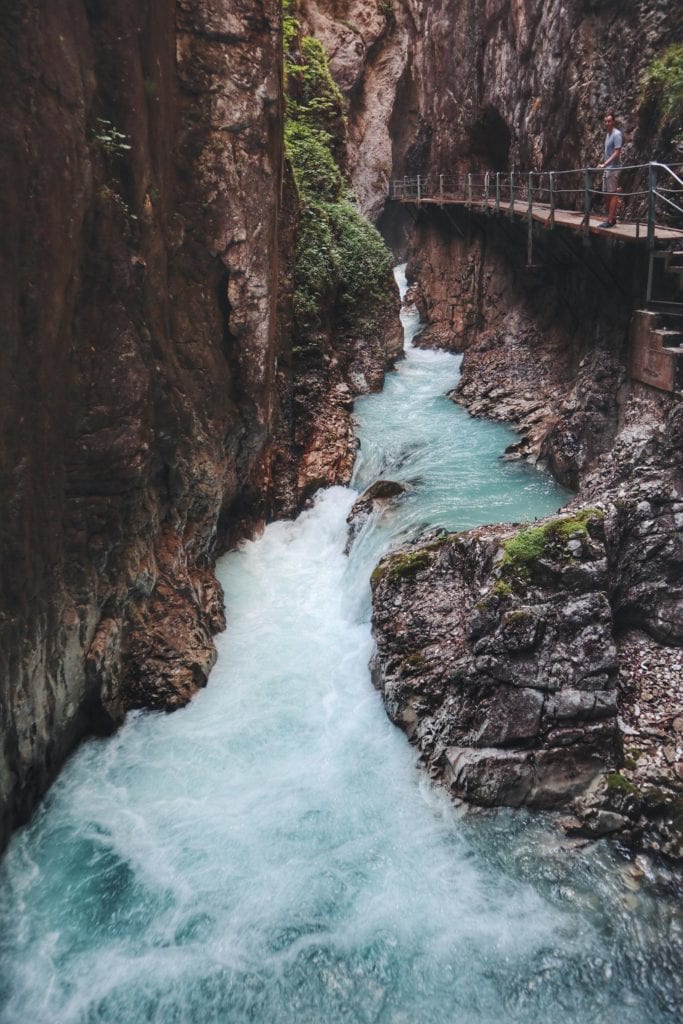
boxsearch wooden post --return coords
[527,171,534,265]
[646,163,657,304]
[549,171,555,229]
[583,168,592,241]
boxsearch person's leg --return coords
[600,171,619,225]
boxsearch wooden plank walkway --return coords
[394,196,683,243]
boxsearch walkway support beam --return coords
[527,172,534,265]
[646,162,657,303]
[583,168,592,243]
[549,171,556,229]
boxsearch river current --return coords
[0,269,680,1023]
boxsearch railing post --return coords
[439,173,444,203]
[495,172,500,214]
[583,167,592,241]
[509,172,515,217]
[417,174,421,205]
[467,173,472,210]
[527,171,534,265]
[404,175,408,201]
[549,171,555,229]
[484,171,490,212]
[646,162,657,303]
[647,162,656,251]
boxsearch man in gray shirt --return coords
[598,112,623,228]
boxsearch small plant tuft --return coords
[499,508,604,580]
[606,771,639,797]
[92,118,132,156]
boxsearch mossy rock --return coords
[372,547,434,587]
[385,549,432,583]
[402,651,427,671]
[606,771,639,797]
[499,508,604,583]
[283,9,394,334]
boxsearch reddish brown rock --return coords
[0,0,285,850]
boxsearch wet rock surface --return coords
[371,511,622,811]
[345,479,407,552]
[370,393,683,857]
[0,0,402,849]
[0,0,287,848]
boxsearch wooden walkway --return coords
[393,195,683,244]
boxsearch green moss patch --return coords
[642,43,683,139]
[283,3,394,333]
[499,508,604,581]
[385,550,432,583]
[606,772,639,797]
[372,548,434,587]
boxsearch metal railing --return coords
[390,162,683,249]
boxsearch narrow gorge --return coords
[1,1,682,1021]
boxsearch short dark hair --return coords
[605,111,617,121]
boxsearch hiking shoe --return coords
[598,220,616,228]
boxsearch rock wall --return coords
[298,0,683,855]
[403,209,649,488]
[300,1,681,224]
[370,399,683,857]
[371,511,622,811]
[0,0,286,850]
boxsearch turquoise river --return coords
[0,268,680,1023]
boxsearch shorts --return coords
[603,169,621,194]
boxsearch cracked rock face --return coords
[371,511,621,810]
[0,0,284,850]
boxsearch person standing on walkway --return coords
[598,112,623,227]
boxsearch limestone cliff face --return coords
[303,0,681,220]
[0,0,284,849]
[392,0,681,177]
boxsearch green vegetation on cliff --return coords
[642,43,683,143]
[283,2,393,332]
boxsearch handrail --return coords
[389,161,683,245]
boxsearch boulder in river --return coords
[345,480,407,551]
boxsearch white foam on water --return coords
[0,268,679,1024]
